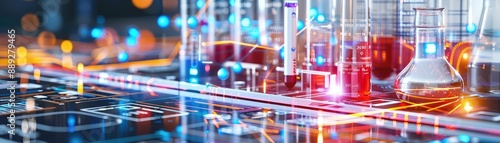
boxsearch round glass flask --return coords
[394,8,464,104]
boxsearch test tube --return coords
[283,1,298,89]
[338,0,371,97]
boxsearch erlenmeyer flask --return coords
[467,0,500,94]
[394,8,464,104]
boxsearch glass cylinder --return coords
[370,0,396,83]
[392,0,429,74]
[467,0,500,94]
[394,8,463,104]
[338,0,371,97]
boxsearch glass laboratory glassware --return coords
[370,0,396,83]
[467,0,500,94]
[180,32,206,83]
[437,0,474,83]
[392,0,429,74]
[338,0,371,97]
[394,8,463,104]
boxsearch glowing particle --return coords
[126,36,138,47]
[157,15,170,28]
[91,28,103,39]
[188,16,198,29]
[17,46,27,58]
[61,40,73,53]
[117,52,129,63]
[241,17,251,27]
[190,68,199,76]
[233,62,242,74]
[77,63,84,73]
[128,27,140,37]
[132,0,153,9]
[317,56,325,66]
[424,43,437,54]
[196,0,205,9]
[310,8,318,17]
[317,14,325,22]
[466,23,477,33]
[217,68,229,80]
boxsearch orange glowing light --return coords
[37,31,56,49]
[77,63,84,73]
[61,40,73,53]
[146,78,157,96]
[17,58,27,66]
[464,102,473,112]
[96,28,118,47]
[34,69,40,82]
[132,0,153,9]
[17,46,27,58]
[78,79,83,95]
[138,30,156,51]
[21,13,39,32]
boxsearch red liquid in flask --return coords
[370,36,395,80]
[391,40,415,74]
[340,41,371,97]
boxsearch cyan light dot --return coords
[241,17,251,27]
[189,68,198,76]
[126,36,137,47]
[233,62,243,74]
[128,27,140,37]
[91,28,103,39]
[196,0,205,9]
[317,14,325,22]
[228,14,235,24]
[458,134,471,143]
[217,68,229,80]
[117,52,129,62]
[157,15,170,28]
[188,16,198,29]
[174,17,182,29]
[297,20,304,31]
[317,56,325,66]
[310,8,318,17]
[424,43,437,54]
[466,23,477,33]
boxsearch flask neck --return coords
[414,27,446,59]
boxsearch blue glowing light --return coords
[128,27,140,38]
[126,37,137,46]
[217,68,229,80]
[188,16,198,29]
[280,47,285,59]
[241,17,251,27]
[317,56,325,66]
[189,68,198,76]
[175,126,183,133]
[466,23,477,33]
[297,20,305,31]
[310,8,318,18]
[155,130,172,142]
[157,15,170,28]
[190,77,198,83]
[233,62,243,74]
[196,0,205,9]
[117,52,129,62]
[228,14,235,24]
[330,36,338,46]
[330,132,338,139]
[250,29,260,39]
[174,17,182,29]
[428,140,441,143]
[97,15,105,24]
[458,134,471,143]
[229,0,235,6]
[317,14,325,22]
[201,25,209,33]
[424,43,437,54]
[68,114,75,132]
[91,28,103,39]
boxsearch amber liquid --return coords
[340,42,371,97]
[445,41,472,82]
[370,36,395,80]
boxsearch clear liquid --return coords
[395,59,464,102]
[468,62,500,93]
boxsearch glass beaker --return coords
[392,0,429,74]
[394,8,464,104]
[467,0,500,94]
[370,0,396,83]
[338,0,371,97]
